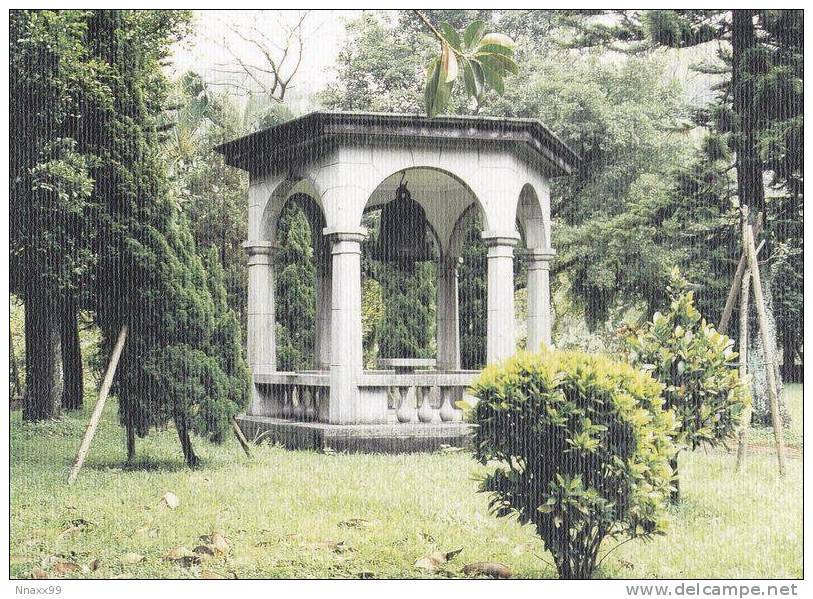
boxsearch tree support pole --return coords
[742,208,786,476]
[735,260,751,472]
[719,212,763,333]
[67,325,128,485]
[232,417,251,458]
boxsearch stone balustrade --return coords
[252,369,478,425]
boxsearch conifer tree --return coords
[81,10,248,466]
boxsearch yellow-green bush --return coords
[470,350,676,579]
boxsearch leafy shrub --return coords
[471,350,675,579]
[626,270,748,498]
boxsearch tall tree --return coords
[80,10,248,466]
[564,9,803,419]
[10,10,99,420]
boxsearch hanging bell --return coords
[374,174,432,268]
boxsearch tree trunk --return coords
[126,422,136,463]
[60,298,84,411]
[731,11,787,426]
[23,283,63,421]
[10,330,22,399]
[732,10,766,216]
[670,454,680,504]
[174,412,200,468]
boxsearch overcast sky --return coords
[169,10,360,112]
[169,10,719,116]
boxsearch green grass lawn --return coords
[10,385,802,579]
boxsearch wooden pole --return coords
[742,208,786,476]
[67,325,129,485]
[232,416,251,458]
[735,262,751,472]
[719,212,764,333]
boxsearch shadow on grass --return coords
[85,457,192,473]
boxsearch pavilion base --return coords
[235,415,475,454]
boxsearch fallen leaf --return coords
[415,548,463,572]
[70,518,94,530]
[193,545,216,558]
[200,570,226,579]
[161,492,180,509]
[51,561,81,575]
[122,553,145,565]
[308,540,352,553]
[164,547,194,561]
[31,568,49,579]
[210,532,230,555]
[176,555,202,567]
[462,562,512,579]
[338,518,372,529]
[136,526,160,538]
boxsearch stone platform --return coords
[235,415,475,453]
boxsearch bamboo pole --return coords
[735,262,751,472]
[742,208,786,476]
[719,212,764,333]
[67,325,129,485]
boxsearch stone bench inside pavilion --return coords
[216,111,579,452]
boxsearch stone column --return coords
[243,241,277,415]
[313,239,332,370]
[483,231,520,364]
[525,248,556,352]
[325,227,366,424]
[436,254,462,371]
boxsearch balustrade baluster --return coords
[292,385,305,420]
[304,387,317,421]
[396,386,413,423]
[281,384,293,419]
[439,386,457,422]
[417,386,434,423]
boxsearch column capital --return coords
[481,229,521,248]
[523,247,557,263]
[322,226,368,244]
[242,240,277,256]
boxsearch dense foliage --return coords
[471,350,675,579]
[10,10,101,418]
[275,201,317,371]
[10,9,250,464]
[627,271,748,454]
[82,11,249,465]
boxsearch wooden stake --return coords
[719,212,764,333]
[735,263,751,472]
[67,325,129,485]
[742,208,786,476]
[232,416,251,458]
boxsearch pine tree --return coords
[564,9,803,423]
[80,10,248,466]
[275,201,316,371]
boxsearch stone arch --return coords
[261,175,326,243]
[515,183,548,250]
[361,165,487,257]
